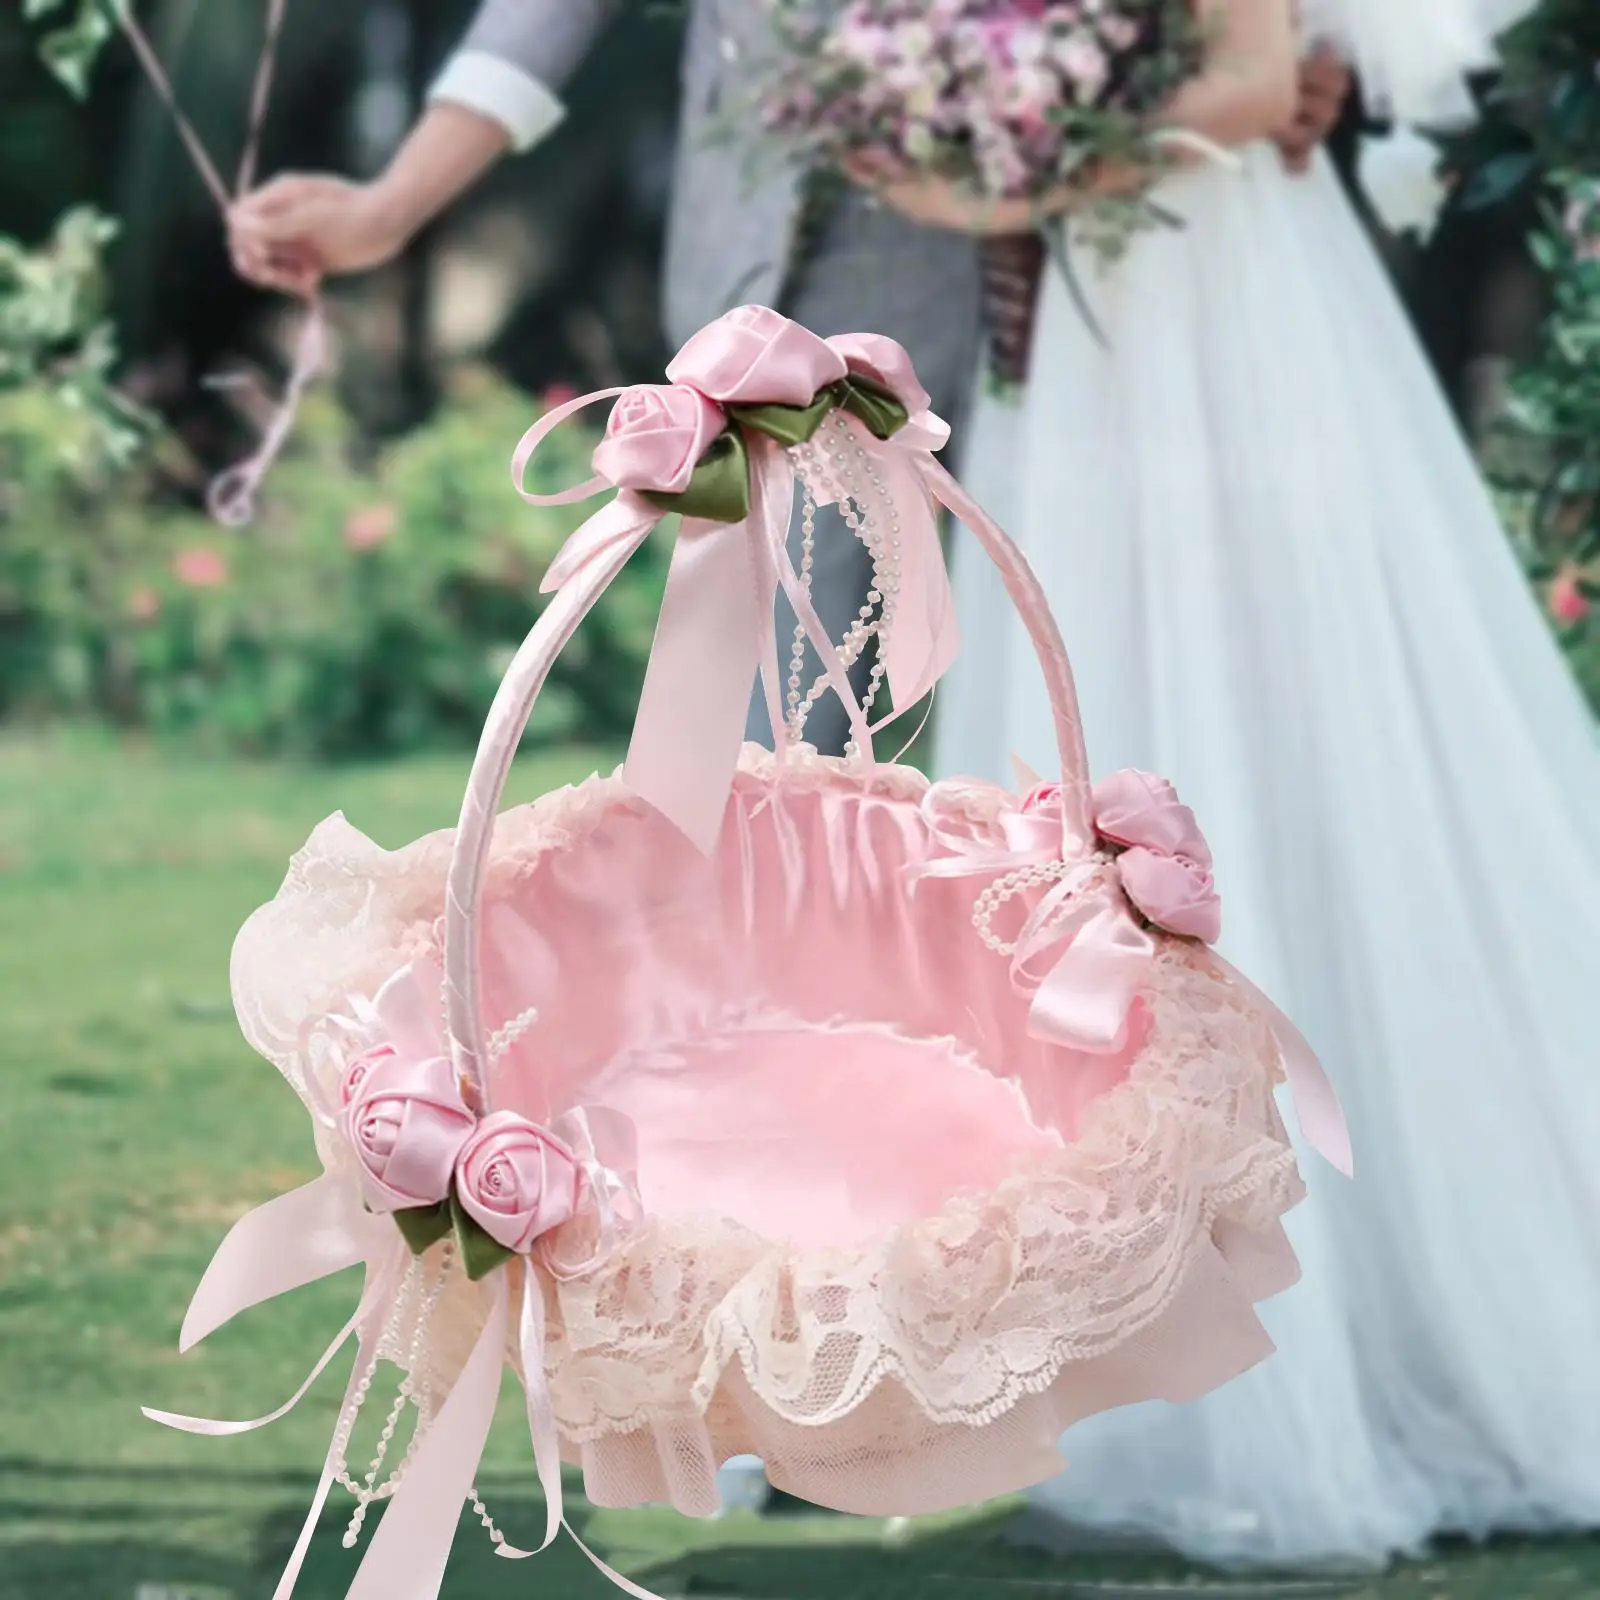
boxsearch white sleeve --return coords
[427,50,566,153]
[426,0,618,153]
[1300,0,1539,126]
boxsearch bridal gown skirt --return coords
[938,145,1600,1568]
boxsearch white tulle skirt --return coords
[938,145,1600,1568]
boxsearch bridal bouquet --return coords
[753,0,1209,260]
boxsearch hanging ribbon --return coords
[111,0,322,524]
[510,310,963,855]
[147,1066,652,1599]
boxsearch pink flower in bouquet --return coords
[668,306,848,407]
[342,1052,476,1213]
[1549,566,1591,626]
[1002,62,1060,130]
[1100,15,1142,53]
[1056,32,1110,100]
[591,384,727,496]
[1092,769,1212,866]
[454,1111,581,1253]
[344,503,397,552]
[1118,847,1222,944]
[174,546,229,590]
[831,10,892,66]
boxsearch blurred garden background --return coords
[1,2,1598,1597]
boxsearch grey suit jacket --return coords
[452,0,802,348]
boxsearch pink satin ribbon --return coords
[147,1101,651,1598]
[112,0,323,526]
[510,370,960,855]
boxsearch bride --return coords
[926,0,1600,1573]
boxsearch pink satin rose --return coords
[1021,781,1062,815]
[1118,847,1222,944]
[454,1111,581,1253]
[591,383,727,496]
[667,305,848,406]
[1092,769,1211,867]
[825,331,933,416]
[339,1043,397,1108]
[342,1054,476,1214]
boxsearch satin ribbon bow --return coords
[145,963,652,1600]
[511,306,961,855]
[917,773,1353,1179]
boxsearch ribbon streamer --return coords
[111,0,322,524]
[510,372,960,854]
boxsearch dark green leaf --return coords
[451,1194,516,1282]
[393,1202,453,1256]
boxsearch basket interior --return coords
[479,769,1144,1250]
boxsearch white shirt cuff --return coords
[427,51,566,153]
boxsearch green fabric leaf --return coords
[641,428,751,523]
[838,375,910,441]
[393,1201,453,1257]
[728,390,840,448]
[451,1194,516,1283]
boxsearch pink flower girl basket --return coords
[149,307,1350,1600]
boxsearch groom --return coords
[429,0,1351,758]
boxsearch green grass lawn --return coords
[1,728,1597,1599]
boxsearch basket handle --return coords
[441,428,1096,1105]
[915,453,1095,828]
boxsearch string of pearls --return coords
[487,1005,540,1066]
[971,853,1116,955]
[785,415,905,758]
[336,1246,453,1548]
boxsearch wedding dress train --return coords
[937,143,1600,1567]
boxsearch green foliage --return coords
[0,364,664,758]
[0,204,150,466]
[20,0,121,101]
[1441,2,1600,686]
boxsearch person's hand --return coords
[849,165,1053,236]
[227,173,409,294]
[1274,45,1352,175]
[847,160,1143,237]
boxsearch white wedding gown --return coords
[936,139,1600,1568]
